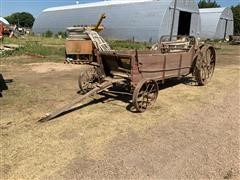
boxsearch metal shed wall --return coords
[200,7,234,39]
[0,17,10,25]
[33,0,200,42]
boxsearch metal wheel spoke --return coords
[206,50,211,64]
[204,68,208,80]
[147,93,156,100]
[140,94,147,109]
[208,64,214,77]
[137,91,145,99]
[144,84,151,95]
[200,68,205,81]
[148,84,155,94]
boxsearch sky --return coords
[0,0,239,17]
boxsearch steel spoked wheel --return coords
[78,67,101,93]
[195,46,216,86]
[133,80,159,112]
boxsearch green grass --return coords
[1,43,65,59]
[1,36,65,58]
[215,44,239,55]
[108,40,150,50]
[3,36,65,45]
[4,35,235,61]
[1,36,150,60]
[22,42,65,56]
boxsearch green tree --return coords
[198,0,221,8]
[5,12,35,28]
[44,30,53,37]
[232,4,240,35]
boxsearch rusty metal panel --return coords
[181,53,192,66]
[65,40,93,54]
[134,52,191,81]
[99,39,196,87]
[137,54,165,80]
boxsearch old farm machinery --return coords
[39,35,216,121]
[65,13,110,64]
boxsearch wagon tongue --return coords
[38,80,116,122]
[39,113,55,122]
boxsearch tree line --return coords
[5,12,34,28]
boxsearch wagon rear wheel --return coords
[132,79,159,112]
[195,46,216,86]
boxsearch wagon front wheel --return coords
[132,79,159,112]
[78,72,95,93]
[78,67,102,93]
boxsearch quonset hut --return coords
[33,0,201,42]
[0,17,10,25]
[200,7,234,40]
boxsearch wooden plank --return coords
[65,40,93,54]
[162,55,166,83]
[178,54,182,78]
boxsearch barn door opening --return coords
[178,11,192,36]
[223,19,228,40]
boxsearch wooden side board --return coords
[65,40,93,54]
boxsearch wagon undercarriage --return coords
[39,36,216,121]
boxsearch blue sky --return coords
[1,0,239,17]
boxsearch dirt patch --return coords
[61,77,240,179]
[3,55,33,61]
[27,62,86,73]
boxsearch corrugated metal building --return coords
[0,17,10,25]
[33,0,201,42]
[200,7,234,40]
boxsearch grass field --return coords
[1,36,149,58]
[0,36,239,179]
